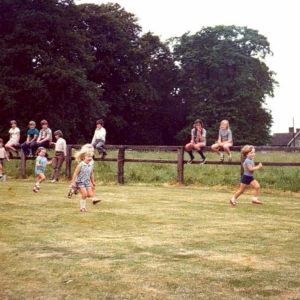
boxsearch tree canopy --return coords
[0,1,276,145]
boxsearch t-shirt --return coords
[91,127,106,144]
[219,128,233,142]
[8,127,20,144]
[54,137,67,156]
[27,128,39,139]
[0,147,6,159]
[243,158,254,176]
[191,128,207,144]
[38,128,52,142]
[35,156,47,173]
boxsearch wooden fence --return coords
[13,145,300,184]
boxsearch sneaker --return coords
[33,186,39,193]
[187,158,194,164]
[200,158,207,164]
[92,199,102,205]
[230,197,237,207]
[50,179,57,183]
[252,199,263,205]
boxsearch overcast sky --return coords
[75,0,300,133]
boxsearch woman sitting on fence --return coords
[211,120,233,162]
[185,119,207,164]
[5,120,20,156]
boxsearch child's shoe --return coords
[252,197,262,205]
[92,198,101,205]
[230,197,237,207]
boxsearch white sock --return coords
[253,196,258,201]
[80,199,86,209]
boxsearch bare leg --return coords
[250,180,262,204]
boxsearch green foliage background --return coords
[0,0,276,145]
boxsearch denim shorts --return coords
[241,175,254,185]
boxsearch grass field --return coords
[4,150,300,192]
[0,181,299,299]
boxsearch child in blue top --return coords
[21,121,39,157]
[33,147,52,192]
[230,145,263,207]
[71,145,100,212]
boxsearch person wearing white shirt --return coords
[50,130,67,182]
[91,119,107,159]
[5,120,20,154]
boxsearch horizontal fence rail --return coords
[6,145,300,184]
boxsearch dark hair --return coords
[54,130,63,137]
[96,119,104,126]
[194,119,204,127]
[40,119,48,125]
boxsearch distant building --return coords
[271,127,300,147]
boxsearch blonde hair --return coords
[241,145,254,157]
[220,120,230,129]
[74,145,94,162]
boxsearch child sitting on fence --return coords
[50,130,66,183]
[33,147,52,193]
[31,120,52,154]
[211,120,233,162]
[0,138,10,181]
[185,119,207,164]
[91,119,107,159]
[70,145,100,212]
[21,121,39,157]
[230,145,263,206]
[5,120,20,156]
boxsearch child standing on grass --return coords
[71,146,100,212]
[5,120,20,156]
[50,130,66,182]
[211,120,233,162]
[33,147,52,193]
[230,145,263,207]
[185,119,207,164]
[0,138,10,181]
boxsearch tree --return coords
[0,0,106,142]
[173,26,276,145]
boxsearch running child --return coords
[211,120,233,162]
[185,119,207,164]
[33,147,52,192]
[230,145,263,206]
[0,138,10,180]
[5,120,20,156]
[70,146,100,212]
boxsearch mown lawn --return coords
[0,181,299,299]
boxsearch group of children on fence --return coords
[0,117,263,209]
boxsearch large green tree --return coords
[173,26,276,145]
[0,0,106,142]
[78,3,180,144]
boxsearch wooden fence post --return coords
[65,145,72,179]
[20,150,26,178]
[177,146,184,184]
[117,146,125,184]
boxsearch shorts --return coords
[77,180,91,188]
[35,168,46,176]
[241,175,254,185]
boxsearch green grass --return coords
[3,150,300,191]
[0,182,299,299]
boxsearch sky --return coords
[75,0,300,133]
